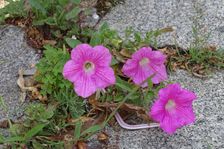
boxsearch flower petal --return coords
[176,106,196,124]
[158,83,181,100]
[122,59,138,77]
[160,115,180,134]
[71,44,93,60]
[93,67,115,88]
[150,99,166,122]
[93,45,112,66]
[150,51,167,65]
[150,64,168,84]
[132,47,152,60]
[63,60,82,82]
[74,75,97,98]
[176,89,197,106]
[133,65,154,87]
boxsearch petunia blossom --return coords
[63,44,115,98]
[122,47,167,87]
[150,83,197,134]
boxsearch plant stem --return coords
[103,85,140,126]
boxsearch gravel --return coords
[92,0,224,148]
[0,25,40,122]
[103,0,224,49]
[0,0,224,148]
[89,70,223,149]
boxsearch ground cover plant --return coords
[0,0,223,148]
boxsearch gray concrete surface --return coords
[0,25,39,121]
[0,0,224,147]
[90,70,223,149]
[103,0,224,48]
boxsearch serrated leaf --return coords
[89,34,102,46]
[65,38,81,48]
[116,77,133,92]
[28,0,46,15]
[65,7,80,20]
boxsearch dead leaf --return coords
[159,27,174,33]
[42,40,57,46]
[67,116,94,124]
[17,68,47,102]
[17,68,26,102]
[89,97,151,123]
[0,119,9,128]
[97,132,108,142]
[112,49,126,63]
[119,49,131,58]
[64,134,74,149]
[77,141,87,149]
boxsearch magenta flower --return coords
[122,47,167,87]
[150,83,196,134]
[63,44,115,98]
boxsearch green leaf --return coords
[74,121,82,140]
[99,23,109,31]
[32,140,44,149]
[116,77,133,92]
[4,136,25,143]
[65,7,80,20]
[28,0,46,15]
[134,32,141,42]
[71,0,81,4]
[65,38,81,48]
[145,91,154,102]
[24,124,46,140]
[32,17,56,26]
[58,0,69,5]
[0,134,5,143]
[81,125,101,136]
[89,34,102,46]
[147,79,153,89]
[111,57,119,66]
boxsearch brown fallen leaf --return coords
[64,134,74,149]
[17,68,27,102]
[67,116,94,124]
[17,68,47,102]
[0,119,9,128]
[112,49,126,63]
[89,97,151,122]
[98,132,108,142]
[119,49,131,58]
[77,141,87,149]
[42,40,57,46]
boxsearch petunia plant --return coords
[1,26,197,148]
[62,43,197,135]
[63,44,115,98]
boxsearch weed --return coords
[0,0,27,23]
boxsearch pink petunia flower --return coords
[63,44,115,98]
[122,47,167,87]
[150,83,197,134]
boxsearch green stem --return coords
[102,85,140,126]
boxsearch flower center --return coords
[139,57,149,66]
[84,61,95,73]
[165,100,176,111]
